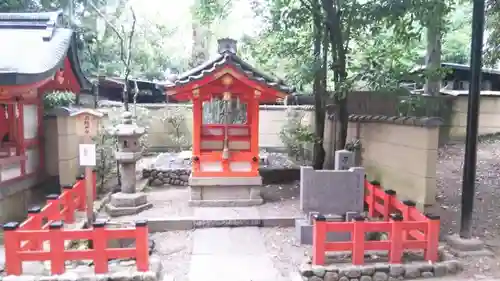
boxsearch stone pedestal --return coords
[106,192,153,217]
[105,112,150,217]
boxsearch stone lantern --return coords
[106,111,152,217]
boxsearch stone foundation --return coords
[143,168,190,186]
[1,255,163,281]
[300,253,462,281]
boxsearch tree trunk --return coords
[322,0,349,151]
[424,23,442,96]
[312,0,325,170]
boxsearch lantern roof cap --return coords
[108,111,146,137]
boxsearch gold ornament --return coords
[254,90,261,98]
[223,91,232,101]
[221,75,233,86]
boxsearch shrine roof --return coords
[0,10,90,89]
[167,50,296,95]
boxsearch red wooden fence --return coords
[1,171,149,275]
[3,219,149,275]
[312,180,440,265]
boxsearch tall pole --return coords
[459,0,485,239]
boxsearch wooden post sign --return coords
[72,109,103,226]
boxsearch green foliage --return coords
[93,105,151,190]
[486,0,500,66]
[279,108,315,160]
[157,107,189,152]
[43,91,76,111]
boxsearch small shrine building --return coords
[0,11,91,223]
[166,38,295,204]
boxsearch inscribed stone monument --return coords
[296,150,365,244]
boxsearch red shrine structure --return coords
[166,38,294,204]
[0,11,90,219]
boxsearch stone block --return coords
[334,150,354,170]
[105,202,153,217]
[106,192,152,217]
[109,192,148,208]
[300,166,364,215]
[295,218,350,245]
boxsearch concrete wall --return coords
[346,116,442,207]
[98,103,315,150]
[449,95,500,140]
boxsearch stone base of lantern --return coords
[105,192,153,217]
[188,176,264,207]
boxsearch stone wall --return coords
[98,103,314,150]
[448,95,500,140]
[346,115,442,207]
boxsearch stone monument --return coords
[296,150,365,245]
[106,112,152,217]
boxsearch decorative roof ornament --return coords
[217,38,238,55]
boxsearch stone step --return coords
[189,186,263,207]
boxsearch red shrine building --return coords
[166,38,294,204]
[0,11,91,223]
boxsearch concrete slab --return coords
[189,254,281,281]
[189,227,283,281]
[445,234,485,251]
[193,227,267,255]
[194,207,260,220]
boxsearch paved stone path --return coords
[188,227,286,281]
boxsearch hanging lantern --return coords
[56,69,65,84]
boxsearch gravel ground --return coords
[426,138,500,278]
[151,230,194,281]
[260,227,311,277]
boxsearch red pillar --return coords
[135,220,149,271]
[192,96,202,176]
[250,94,259,176]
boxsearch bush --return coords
[279,108,315,160]
[43,91,75,111]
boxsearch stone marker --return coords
[334,150,354,170]
[296,154,365,245]
[105,112,153,217]
[299,166,364,215]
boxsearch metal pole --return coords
[459,0,485,239]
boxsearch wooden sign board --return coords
[75,113,100,137]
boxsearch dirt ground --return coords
[426,137,500,279]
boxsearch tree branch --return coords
[125,7,137,72]
[87,0,124,42]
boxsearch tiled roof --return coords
[0,10,73,85]
[170,52,296,95]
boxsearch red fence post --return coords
[352,216,366,265]
[424,214,441,262]
[389,214,404,264]
[402,200,416,221]
[27,206,43,250]
[76,175,86,211]
[93,219,108,274]
[92,169,97,200]
[62,185,75,223]
[49,221,65,275]
[135,220,149,272]
[365,180,375,217]
[402,200,417,240]
[3,222,22,275]
[383,190,396,221]
[312,214,327,265]
[46,194,61,221]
